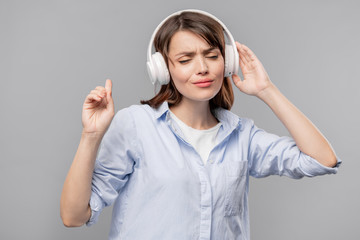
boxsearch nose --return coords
[196,56,208,75]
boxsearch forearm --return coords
[60,131,103,227]
[257,84,337,167]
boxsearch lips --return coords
[193,79,214,87]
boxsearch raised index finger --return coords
[105,79,112,92]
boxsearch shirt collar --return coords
[214,107,243,132]
[153,101,243,132]
[154,101,170,120]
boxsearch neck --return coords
[169,98,218,130]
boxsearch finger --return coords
[241,44,257,61]
[238,44,251,63]
[105,79,114,111]
[235,42,247,70]
[236,42,255,64]
[235,41,241,53]
[235,42,245,57]
[105,79,112,95]
[232,74,248,93]
[85,93,103,103]
[90,89,106,98]
[239,53,247,71]
[95,86,107,97]
[95,86,106,93]
[232,74,242,87]
[106,93,114,112]
[236,42,247,62]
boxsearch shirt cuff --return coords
[299,153,342,177]
[86,192,104,227]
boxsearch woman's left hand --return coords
[232,42,273,97]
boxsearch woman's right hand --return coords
[82,79,115,135]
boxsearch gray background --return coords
[1,0,358,239]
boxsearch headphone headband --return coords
[146,9,239,85]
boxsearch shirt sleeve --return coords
[247,121,341,179]
[86,107,139,226]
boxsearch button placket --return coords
[198,170,212,240]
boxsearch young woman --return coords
[60,9,340,240]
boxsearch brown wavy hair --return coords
[141,11,234,111]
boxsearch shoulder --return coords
[239,117,255,129]
[112,104,159,127]
[214,107,254,132]
[114,104,152,118]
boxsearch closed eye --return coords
[179,59,191,64]
[207,55,218,59]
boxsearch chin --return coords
[189,92,219,102]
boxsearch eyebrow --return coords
[174,47,218,57]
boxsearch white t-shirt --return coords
[169,111,222,164]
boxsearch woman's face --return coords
[167,30,224,104]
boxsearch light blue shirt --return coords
[87,101,341,240]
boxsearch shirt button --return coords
[209,159,214,164]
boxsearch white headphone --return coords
[146,9,239,85]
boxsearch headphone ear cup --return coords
[224,44,238,77]
[147,59,157,85]
[150,52,170,85]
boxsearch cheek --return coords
[214,61,225,77]
[169,65,192,84]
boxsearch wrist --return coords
[256,83,279,103]
[81,130,105,144]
